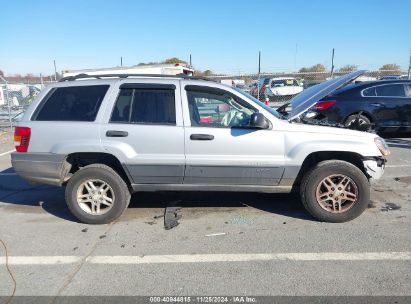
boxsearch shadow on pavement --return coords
[0,167,312,223]
[384,137,411,149]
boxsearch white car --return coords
[265,77,303,102]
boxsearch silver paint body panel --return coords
[12,76,384,192]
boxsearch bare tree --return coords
[338,65,358,73]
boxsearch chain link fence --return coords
[208,70,410,107]
[0,79,52,135]
[0,69,409,135]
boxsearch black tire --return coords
[345,114,371,127]
[65,164,131,224]
[300,160,370,223]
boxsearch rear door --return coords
[363,83,410,131]
[100,80,185,184]
[181,83,285,186]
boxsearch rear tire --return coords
[345,114,371,128]
[300,160,370,223]
[65,164,131,224]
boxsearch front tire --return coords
[300,160,370,223]
[65,164,131,224]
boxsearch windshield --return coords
[271,79,299,87]
[233,87,284,119]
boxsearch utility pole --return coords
[330,48,335,78]
[53,60,57,81]
[294,44,298,71]
[121,56,123,67]
[40,73,44,89]
[189,54,192,67]
[257,51,261,100]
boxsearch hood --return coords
[288,70,365,121]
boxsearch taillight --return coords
[261,84,266,92]
[314,100,336,111]
[14,127,31,152]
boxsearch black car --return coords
[308,80,411,132]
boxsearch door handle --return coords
[190,134,214,140]
[370,103,384,108]
[106,130,128,137]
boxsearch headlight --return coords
[374,137,390,156]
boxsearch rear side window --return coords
[33,85,109,121]
[362,86,377,96]
[376,84,406,97]
[110,88,176,125]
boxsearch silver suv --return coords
[12,71,389,224]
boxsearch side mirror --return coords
[250,113,270,129]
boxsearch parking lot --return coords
[0,132,410,298]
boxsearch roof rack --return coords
[59,73,211,82]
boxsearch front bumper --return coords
[363,157,385,181]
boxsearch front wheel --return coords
[300,160,370,223]
[65,164,131,224]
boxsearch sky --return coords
[1,0,410,76]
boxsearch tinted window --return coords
[34,85,109,121]
[404,84,411,97]
[110,88,176,125]
[363,86,377,96]
[186,87,256,128]
[376,84,405,97]
[110,89,132,122]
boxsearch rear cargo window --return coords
[33,85,109,121]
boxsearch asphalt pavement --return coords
[0,133,410,300]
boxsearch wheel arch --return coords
[62,152,132,187]
[345,111,375,124]
[292,151,367,190]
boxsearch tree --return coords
[379,64,401,72]
[0,69,3,77]
[161,57,187,64]
[137,62,157,66]
[203,70,213,76]
[338,65,358,73]
[299,64,326,73]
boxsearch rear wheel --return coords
[300,160,370,222]
[345,114,371,128]
[65,164,131,224]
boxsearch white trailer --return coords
[63,64,194,78]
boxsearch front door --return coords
[182,84,285,186]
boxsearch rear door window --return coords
[404,84,411,97]
[33,85,109,121]
[110,87,176,125]
[376,84,406,97]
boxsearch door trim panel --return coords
[125,164,184,184]
[184,165,284,185]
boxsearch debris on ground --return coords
[81,228,88,233]
[380,203,401,212]
[205,232,226,237]
[164,206,182,230]
[368,202,377,209]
